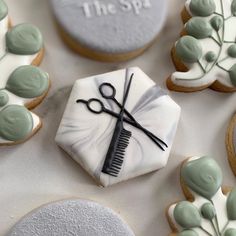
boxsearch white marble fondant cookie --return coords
[0,0,50,146]
[226,113,236,176]
[50,0,167,62]
[167,0,236,93]
[167,156,236,236]
[56,67,181,187]
[7,199,135,236]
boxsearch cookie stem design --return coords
[168,156,236,235]
[168,0,236,92]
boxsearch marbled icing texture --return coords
[50,0,167,54]
[7,199,135,236]
[55,67,181,187]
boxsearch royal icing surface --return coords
[0,1,49,144]
[50,0,167,54]
[7,199,135,236]
[56,67,181,187]
[170,0,236,91]
[168,156,236,236]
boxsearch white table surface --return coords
[1,0,236,235]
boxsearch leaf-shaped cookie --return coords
[0,0,50,145]
[167,0,236,93]
[167,156,236,236]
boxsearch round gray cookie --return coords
[50,0,167,55]
[7,199,135,236]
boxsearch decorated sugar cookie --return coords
[226,114,236,175]
[50,0,167,62]
[7,199,135,236]
[55,67,181,187]
[0,0,50,145]
[167,156,236,236]
[167,0,236,93]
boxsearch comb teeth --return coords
[103,129,132,177]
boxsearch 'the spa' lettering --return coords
[81,0,151,18]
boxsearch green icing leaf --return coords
[205,51,216,62]
[225,228,236,236]
[229,64,236,86]
[201,202,216,220]
[181,156,222,199]
[174,201,201,229]
[210,16,223,31]
[6,23,43,55]
[0,0,7,21]
[0,90,8,107]
[0,105,33,141]
[186,17,212,39]
[228,45,236,58]
[176,36,202,63]
[178,230,199,236]
[227,188,236,220]
[190,0,216,17]
[6,65,49,98]
[232,0,236,16]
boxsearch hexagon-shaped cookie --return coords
[56,67,181,187]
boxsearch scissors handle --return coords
[99,83,116,99]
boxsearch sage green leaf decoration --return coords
[174,201,201,229]
[181,156,223,199]
[231,0,236,16]
[201,203,216,220]
[228,45,236,58]
[190,0,216,17]
[178,230,199,236]
[224,228,236,236]
[210,16,223,31]
[205,51,216,62]
[176,36,203,63]
[227,188,236,220]
[0,90,9,107]
[0,0,8,21]
[6,65,49,98]
[0,105,33,141]
[229,64,236,86]
[6,23,43,55]
[186,17,212,39]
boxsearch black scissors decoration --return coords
[76,73,168,177]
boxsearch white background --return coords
[0,0,236,235]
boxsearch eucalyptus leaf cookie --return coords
[167,0,236,93]
[0,0,50,145]
[50,0,167,62]
[6,199,135,236]
[167,156,236,236]
[55,67,181,187]
[226,114,236,175]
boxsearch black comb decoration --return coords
[76,72,168,177]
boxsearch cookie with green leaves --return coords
[167,156,236,236]
[0,0,50,145]
[167,0,236,92]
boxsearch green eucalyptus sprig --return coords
[175,0,236,86]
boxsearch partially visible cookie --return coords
[0,0,50,145]
[7,199,135,236]
[226,114,236,175]
[167,156,236,235]
[50,0,167,62]
[167,0,236,93]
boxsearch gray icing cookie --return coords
[7,199,135,236]
[50,0,167,60]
